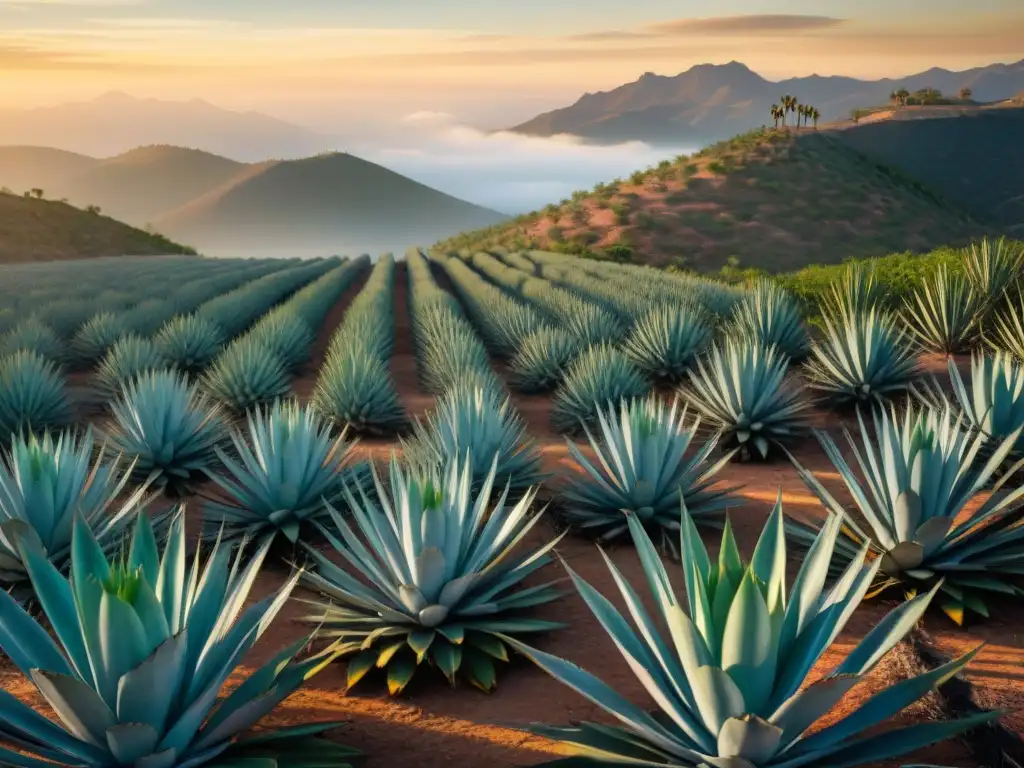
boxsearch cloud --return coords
[364,112,695,214]
[0,41,161,69]
[645,15,847,36]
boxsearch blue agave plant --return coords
[0,510,357,768]
[202,338,292,412]
[72,311,129,365]
[312,343,407,435]
[95,334,172,401]
[155,314,226,372]
[0,350,72,443]
[551,344,651,435]
[623,304,713,384]
[509,327,580,394]
[0,318,65,363]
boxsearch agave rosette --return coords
[964,236,1023,319]
[72,311,129,364]
[989,287,1024,362]
[551,344,651,435]
[202,338,292,412]
[105,369,227,495]
[729,278,809,360]
[202,399,357,544]
[246,310,315,371]
[804,305,920,406]
[789,403,1024,623]
[562,396,738,549]
[0,350,72,442]
[507,502,995,767]
[509,327,581,394]
[0,428,152,599]
[681,339,811,461]
[402,383,543,497]
[299,456,564,694]
[0,510,354,768]
[0,318,65,363]
[623,303,714,384]
[95,334,172,400]
[902,265,981,354]
[312,343,407,436]
[155,314,226,372]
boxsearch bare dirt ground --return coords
[4,289,1020,768]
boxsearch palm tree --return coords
[780,94,794,126]
[896,87,910,107]
[769,104,782,128]
[811,107,821,129]
[959,86,973,101]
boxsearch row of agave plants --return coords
[0,383,1011,766]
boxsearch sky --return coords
[1,0,1022,214]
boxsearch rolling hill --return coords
[510,59,1024,146]
[436,119,1009,272]
[0,146,507,257]
[0,192,195,264]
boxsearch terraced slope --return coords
[435,128,990,272]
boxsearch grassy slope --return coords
[0,192,196,263]
[435,127,991,272]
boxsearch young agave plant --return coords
[0,350,72,442]
[729,278,809,360]
[989,288,1024,362]
[623,303,714,384]
[820,262,886,317]
[0,511,356,768]
[562,396,737,551]
[72,311,128,364]
[0,317,65,363]
[202,338,292,412]
[402,383,543,497]
[299,455,564,695]
[903,265,981,354]
[507,504,994,767]
[681,339,811,461]
[789,403,1024,623]
[202,399,357,544]
[155,314,226,372]
[804,305,920,406]
[106,369,227,496]
[509,326,580,393]
[0,428,151,600]
[551,344,651,435]
[247,311,315,371]
[312,343,407,435]
[94,334,172,401]
[964,236,1023,318]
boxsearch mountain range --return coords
[0,145,506,258]
[510,59,1024,145]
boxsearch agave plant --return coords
[247,311,315,371]
[551,344,651,435]
[789,403,1024,623]
[298,456,564,694]
[729,278,809,360]
[155,314,226,372]
[681,339,810,461]
[562,396,737,552]
[105,369,227,495]
[509,327,580,393]
[820,262,887,317]
[203,338,292,412]
[506,503,994,767]
[903,265,981,354]
[72,311,128,364]
[804,305,920,406]
[95,334,172,400]
[0,428,151,600]
[312,343,407,435]
[402,383,543,497]
[201,399,357,545]
[0,510,356,768]
[623,304,713,384]
[964,236,1023,319]
[0,317,65,363]
[989,287,1024,361]
[0,350,72,442]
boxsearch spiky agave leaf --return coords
[105,369,227,495]
[989,286,1024,362]
[964,236,1023,319]
[820,262,887,317]
[562,395,738,551]
[729,278,810,360]
[202,399,357,545]
[788,402,1024,624]
[560,298,624,347]
[298,455,564,695]
[622,303,713,384]
[0,427,152,600]
[681,339,811,461]
[0,317,65,363]
[94,334,172,401]
[247,310,315,371]
[71,311,128,364]
[413,303,493,394]
[551,344,650,435]
[506,503,996,767]
[402,383,543,497]
[0,510,351,768]
[312,343,407,436]
[804,305,920,406]
[903,265,981,354]
[203,337,292,412]
[508,327,581,394]
[155,314,227,372]
[0,350,72,442]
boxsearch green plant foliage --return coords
[313,344,406,435]
[0,317,65,363]
[95,334,172,400]
[989,287,1024,361]
[202,399,357,545]
[246,310,315,371]
[298,456,564,695]
[561,396,737,550]
[72,311,129,364]
[789,403,1024,624]
[623,304,713,384]
[202,337,291,411]
[681,340,810,461]
[729,279,809,360]
[0,510,354,768]
[155,314,226,372]
[508,327,581,394]
[0,350,72,442]
[550,344,651,435]
[105,369,227,495]
[506,503,994,767]
[964,236,1023,321]
[902,264,981,354]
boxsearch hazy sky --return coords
[2,0,1023,128]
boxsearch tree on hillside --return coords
[780,94,795,126]
[890,88,910,107]
[29,188,44,199]
[769,104,783,128]
[958,86,973,100]
[811,107,821,129]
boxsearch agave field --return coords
[1,239,1023,768]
